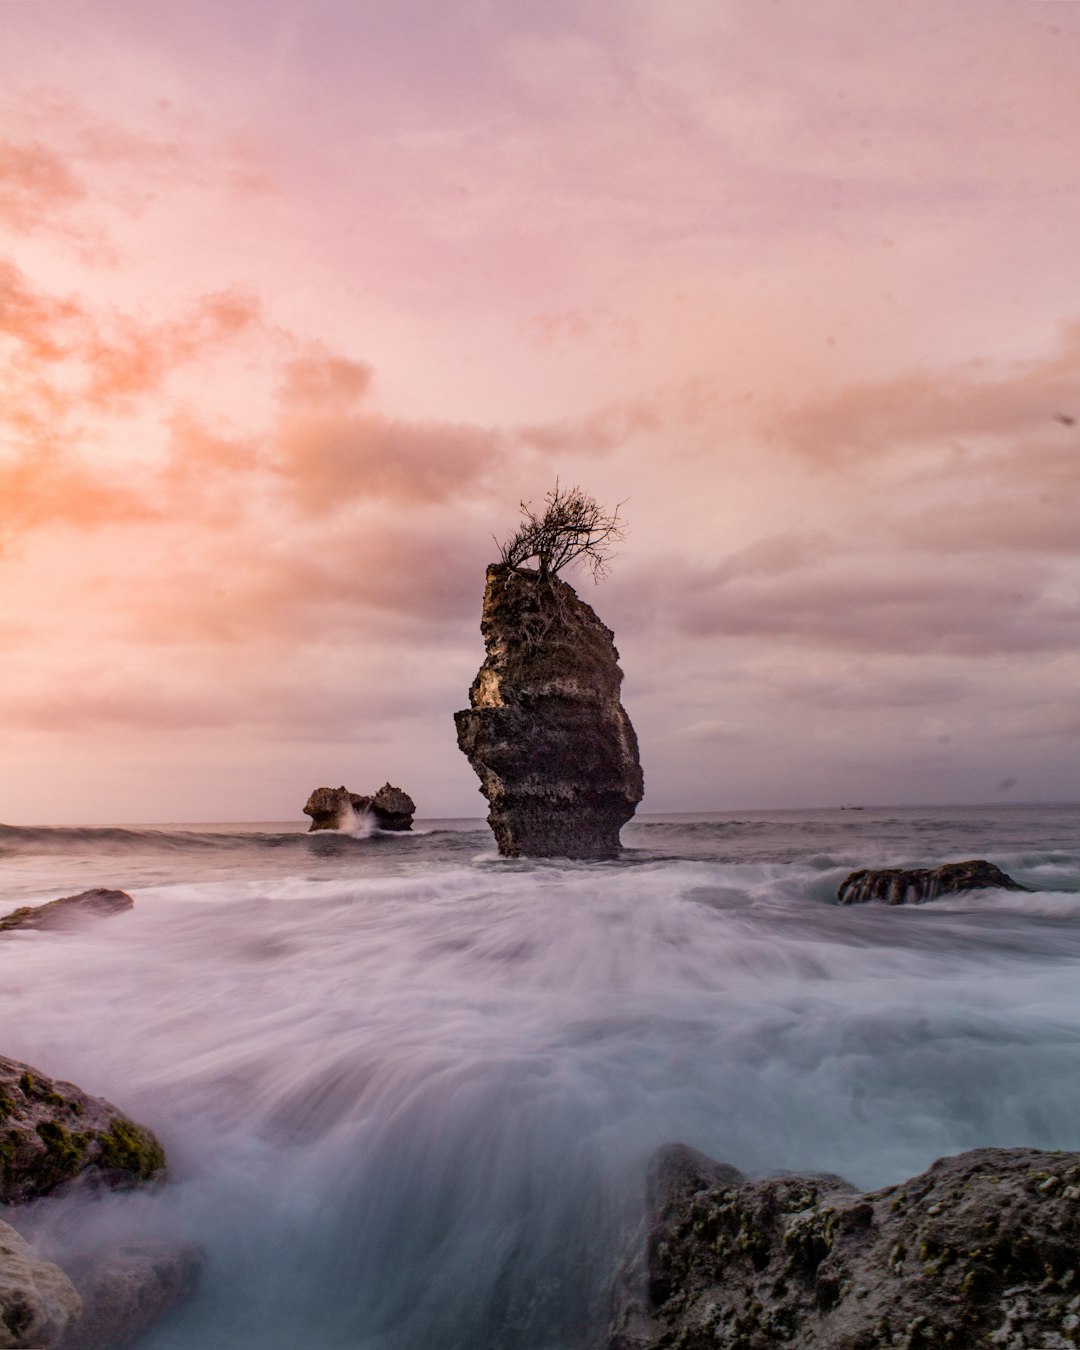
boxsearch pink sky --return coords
[2,0,1079,823]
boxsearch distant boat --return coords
[839,804,865,811]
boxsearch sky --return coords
[1,0,1079,824]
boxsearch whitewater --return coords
[1,803,1079,1349]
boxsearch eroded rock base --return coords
[609,1144,1080,1349]
[455,565,643,859]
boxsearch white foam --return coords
[3,858,1080,1348]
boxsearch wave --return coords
[0,821,480,856]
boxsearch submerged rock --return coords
[0,1218,81,1349]
[57,1240,202,1350]
[0,1057,165,1204]
[838,858,1030,905]
[302,783,415,832]
[0,889,133,934]
[454,563,643,859]
[609,1143,1080,1350]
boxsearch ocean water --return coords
[1,804,1079,1348]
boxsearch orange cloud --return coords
[278,352,374,409]
[0,259,87,361]
[0,449,155,545]
[83,288,263,410]
[0,138,85,233]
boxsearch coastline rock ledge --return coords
[454,563,643,859]
[608,1143,1080,1349]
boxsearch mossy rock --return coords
[0,1055,166,1204]
[610,1145,1080,1350]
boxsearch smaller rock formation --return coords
[368,783,416,831]
[303,784,415,832]
[0,1056,165,1204]
[0,1218,81,1349]
[609,1143,1080,1350]
[57,1241,202,1350]
[838,859,1029,905]
[455,564,643,858]
[0,890,133,934]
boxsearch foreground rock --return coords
[609,1143,1080,1349]
[0,1057,165,1204]
[0,1219,81,1348]
[454,563,643,858]
[838,859,1030,905]
[303,783,416,832]
[0,890,133,934]
[57,1240,201,1350]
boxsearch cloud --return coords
[0,138,85,233]
[82,288,263,410]
[0,448,155,543]
[663,549,1080,659]
[277,352,374,409]
[517,399,661,456]
[273,412,502,512]
[0,258,87,362]
[771,325,1080,460]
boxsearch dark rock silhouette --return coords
[454,563,643,858]
[303,783,415,832]
[609,1143,1080,1349]
[0,888,133,933]
[0,1056,165,1204]
[838,859,1029,905]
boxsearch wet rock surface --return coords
[56,1240,202,1350]
[455,564,643,859]
[0,1218,81,1348]
[838,859,1030,905]
[303,783,415,831]
[0,890,133,933]
[0,1057,165,1204]
[609,1143,1080,1350]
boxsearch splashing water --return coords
[1,805,1079,1348]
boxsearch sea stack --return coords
[454,563,643,858]
[303,783,415,832]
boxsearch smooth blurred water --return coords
[1,804,1079,1348]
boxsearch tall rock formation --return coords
[454,563,643,858]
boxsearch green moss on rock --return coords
[34,1120,90,1176]
[97,1118,166,1181]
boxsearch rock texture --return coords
[0,1219,81,1349]
[0,1057,165,1204]
[454,564,644,859]
[838,859,1030,906]
[57,1241,202,1350]
[0,890,133,933]
[609,1143,1080,1349]
[303,783,415,832]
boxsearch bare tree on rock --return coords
[498,482,626,582]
